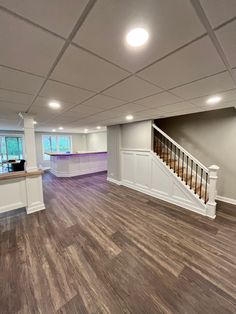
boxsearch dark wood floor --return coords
[1,171,236,314]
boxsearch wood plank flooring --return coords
[0,171,236,313]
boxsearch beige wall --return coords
[157,108,236,200]
[121,120,152,149]
[87,132,107,151]
[107,120,152,181]
[107,125,121,181]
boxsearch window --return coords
[42,135,72,160]
[0,136,23,162]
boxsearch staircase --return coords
[152,124,219,218]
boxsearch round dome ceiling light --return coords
[206,96,222,105]
[126,28,149,47]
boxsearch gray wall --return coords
[87,132,107,152]
[121,120,152,149]
[157,108,236,200]
[107,125,121,181]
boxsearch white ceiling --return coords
[0,0,235,133]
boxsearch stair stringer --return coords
[120,149,208,217]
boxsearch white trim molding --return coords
[107,177,121,185]
[216,195,236,206]
[118,149,215,218]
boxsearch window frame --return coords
[42,134,72,160]
[0,134,24,162]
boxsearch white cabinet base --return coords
[0,173,45,215]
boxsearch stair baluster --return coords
[190,160,193,190]
[186,156,189,185]
[195,164,198,194]
[199,168,203,199]
[152,123,219,213]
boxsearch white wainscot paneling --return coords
[120,150,207,217]
[0,178,27,213]
[135,153,150,189]
[150,158,170,197]
[121,152,135,184]
[25,175,45,214]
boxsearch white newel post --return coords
[206,165,220,219]
[20,113,45,214]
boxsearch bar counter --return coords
[46,151,107,177]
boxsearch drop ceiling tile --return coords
[79,94,125,110]
[130,108,167,119]
[51,45,129,92]
[103,76,162,102]
[50,114,81,124]
[0,10,64,76]
[74,0,205,72]
[200,0,236,27]
[0,66,44,94]
[29,96,73,118]
[198,101,236,111]
[31,111,58,123]
[190,88,236,107]
[138,37,226,89]
[94,103,144,120]
[0,100,28,113]
[133,103,202,120]
[171,72,235,99]
[40,80,95,105]
[0,0,89,37]
[216,20,236,68]
[158,102,197,114]
[0,89,34,105]
[70,104,104,116]
[135,91,181,108]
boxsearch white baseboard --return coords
[216,195,236,205]
[41,166,50,171]
[107,177,121,185]
[121,181,210,218]
[26,202,45,214]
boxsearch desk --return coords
[46,151,107,177]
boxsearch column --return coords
[19,113,45,213]
[20,113,38,172]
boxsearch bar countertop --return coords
[0,169,43,181]
[46,151,107,157]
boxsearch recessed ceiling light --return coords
[33,120,37,125]
[206,96,222,105]
[49,101,61,109]
[84,128,88,133]
[96,126,101,130]
[126,28,149,47]
[58,126,64,130]
[126,115,133,121]
[52,129,56,132]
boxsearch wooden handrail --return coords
[152,124,208,173]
